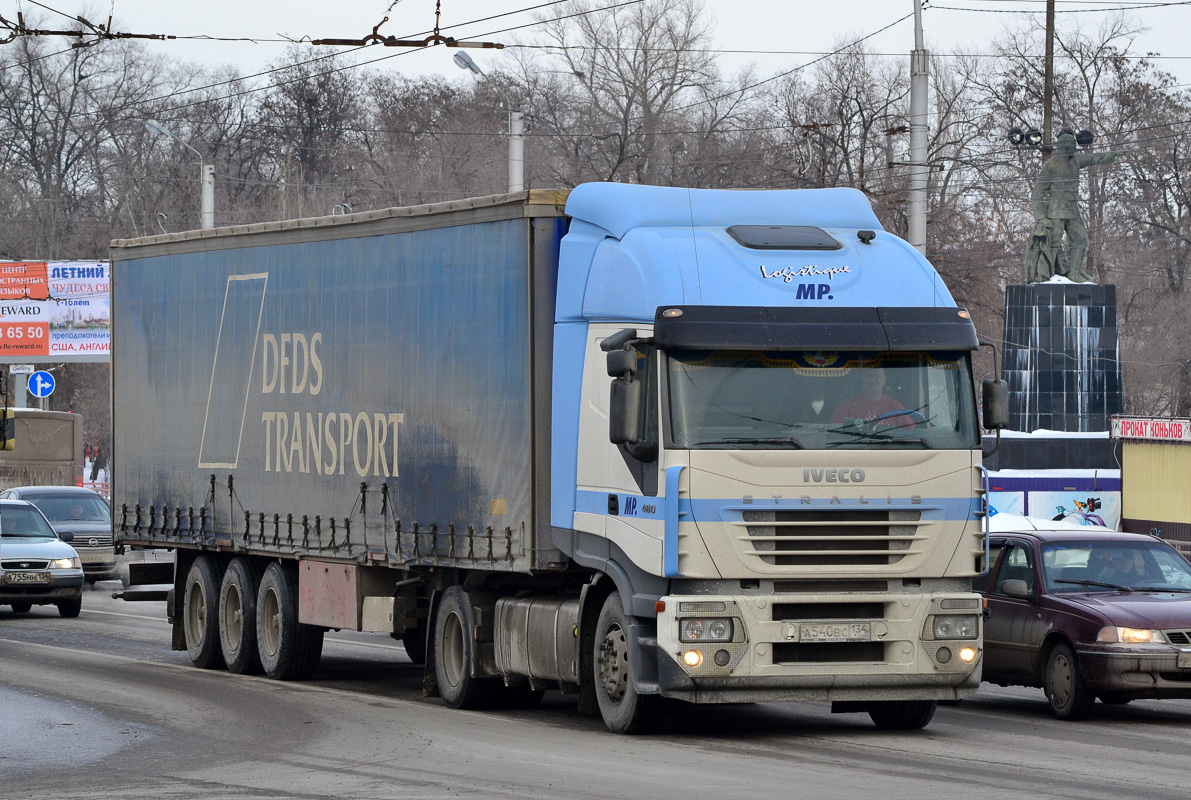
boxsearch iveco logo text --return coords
[804,468,865,483]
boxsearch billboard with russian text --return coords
[0,261,109,362]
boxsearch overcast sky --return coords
[11,1,1191,86]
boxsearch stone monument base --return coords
[1002,282,1122,433]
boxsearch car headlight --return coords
[1096,626,1166,644]
[932,615,979,640]
[680,618,733,643]
[48,557,81,570]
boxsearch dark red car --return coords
[977,520,1191,719]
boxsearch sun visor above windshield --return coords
[653,306,979,351]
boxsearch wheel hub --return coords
[597,623,629,702]
[1049,653,1073,707]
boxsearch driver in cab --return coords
[830,366,914,429]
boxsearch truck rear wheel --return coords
[433,586,500,708]
[219,557,264,674]
[183,556,226,669]
[593,592,663,734]
[256,561,323,680]
[867,700,937,730]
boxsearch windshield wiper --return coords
[824,428,931,449]
[689,437,803,448]
[1055,579,1134,593]
[1132,586,1191,594]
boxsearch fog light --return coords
[936,647,952,664]
[683,650,703,668]
[714,649,730,667]
[958,646,977,664]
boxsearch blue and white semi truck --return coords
[110,184,1002,733]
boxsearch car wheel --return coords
[219,557,265,674]
[868,700,937,730]
[593,592,664,734]
[256,561,323,680]
[57,597,82,618]
[1045,642,1095,720]
[10,601,32,613]
[183,555,227,669]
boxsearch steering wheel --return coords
[870,408,928,429]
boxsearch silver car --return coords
[1,486,114,582]
[0,499,85,616]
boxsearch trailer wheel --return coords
[401,627,427,665]
[593,592,663,734]
[219,557,265,674]
[183,556,226,669]
[256,561,323,680]
[867,700,937,730]
[433,587,499,708]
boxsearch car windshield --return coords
[27,494,110,523]
[1041,540,1191,593]
[0,506,60,538]
[667,350,980,450]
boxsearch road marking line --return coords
[82,608,169,622]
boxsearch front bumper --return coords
[0,569,85,605]
[655,591,983,703]
[1075,644,1191,700]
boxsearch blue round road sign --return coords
[28,370,55,398]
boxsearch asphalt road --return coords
[2,582,1190,800]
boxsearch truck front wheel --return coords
[593,592,663,734]
[219,557,264,674]
[867,700,937,730]
[256,561,323,680]
[183,556,226,669]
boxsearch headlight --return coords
[1096,626,1166,644]
[932,615,979,640]
[680,618,733,643]
[48,557,81,569]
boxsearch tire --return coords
[184,556,226,669]
[219,557,265,675]
[593,592,664,734]
[57,598,82,618]
[868,700,937,730]
[1045,641,1095,720]
[401,627,427,665]
[433,587,501,709]
[256,561,323,680]
[10,602,32,613]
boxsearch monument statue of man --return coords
[1027,131,1126,283]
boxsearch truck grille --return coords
[735,509,925,567]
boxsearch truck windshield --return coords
[667,350,979,450]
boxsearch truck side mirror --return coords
[609,377,642,445]
[982,379,1008,431]
[606,350,637,378]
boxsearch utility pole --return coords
[1042,0,1055,158]
[908,1,929,256]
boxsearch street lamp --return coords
[145,119,215,229]
[453,51,524,193]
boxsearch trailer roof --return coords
[109,189,570,259]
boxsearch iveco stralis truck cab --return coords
[553,183,992,731]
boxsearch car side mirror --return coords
[1000,579,1033,600]
[58,531,74,543]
